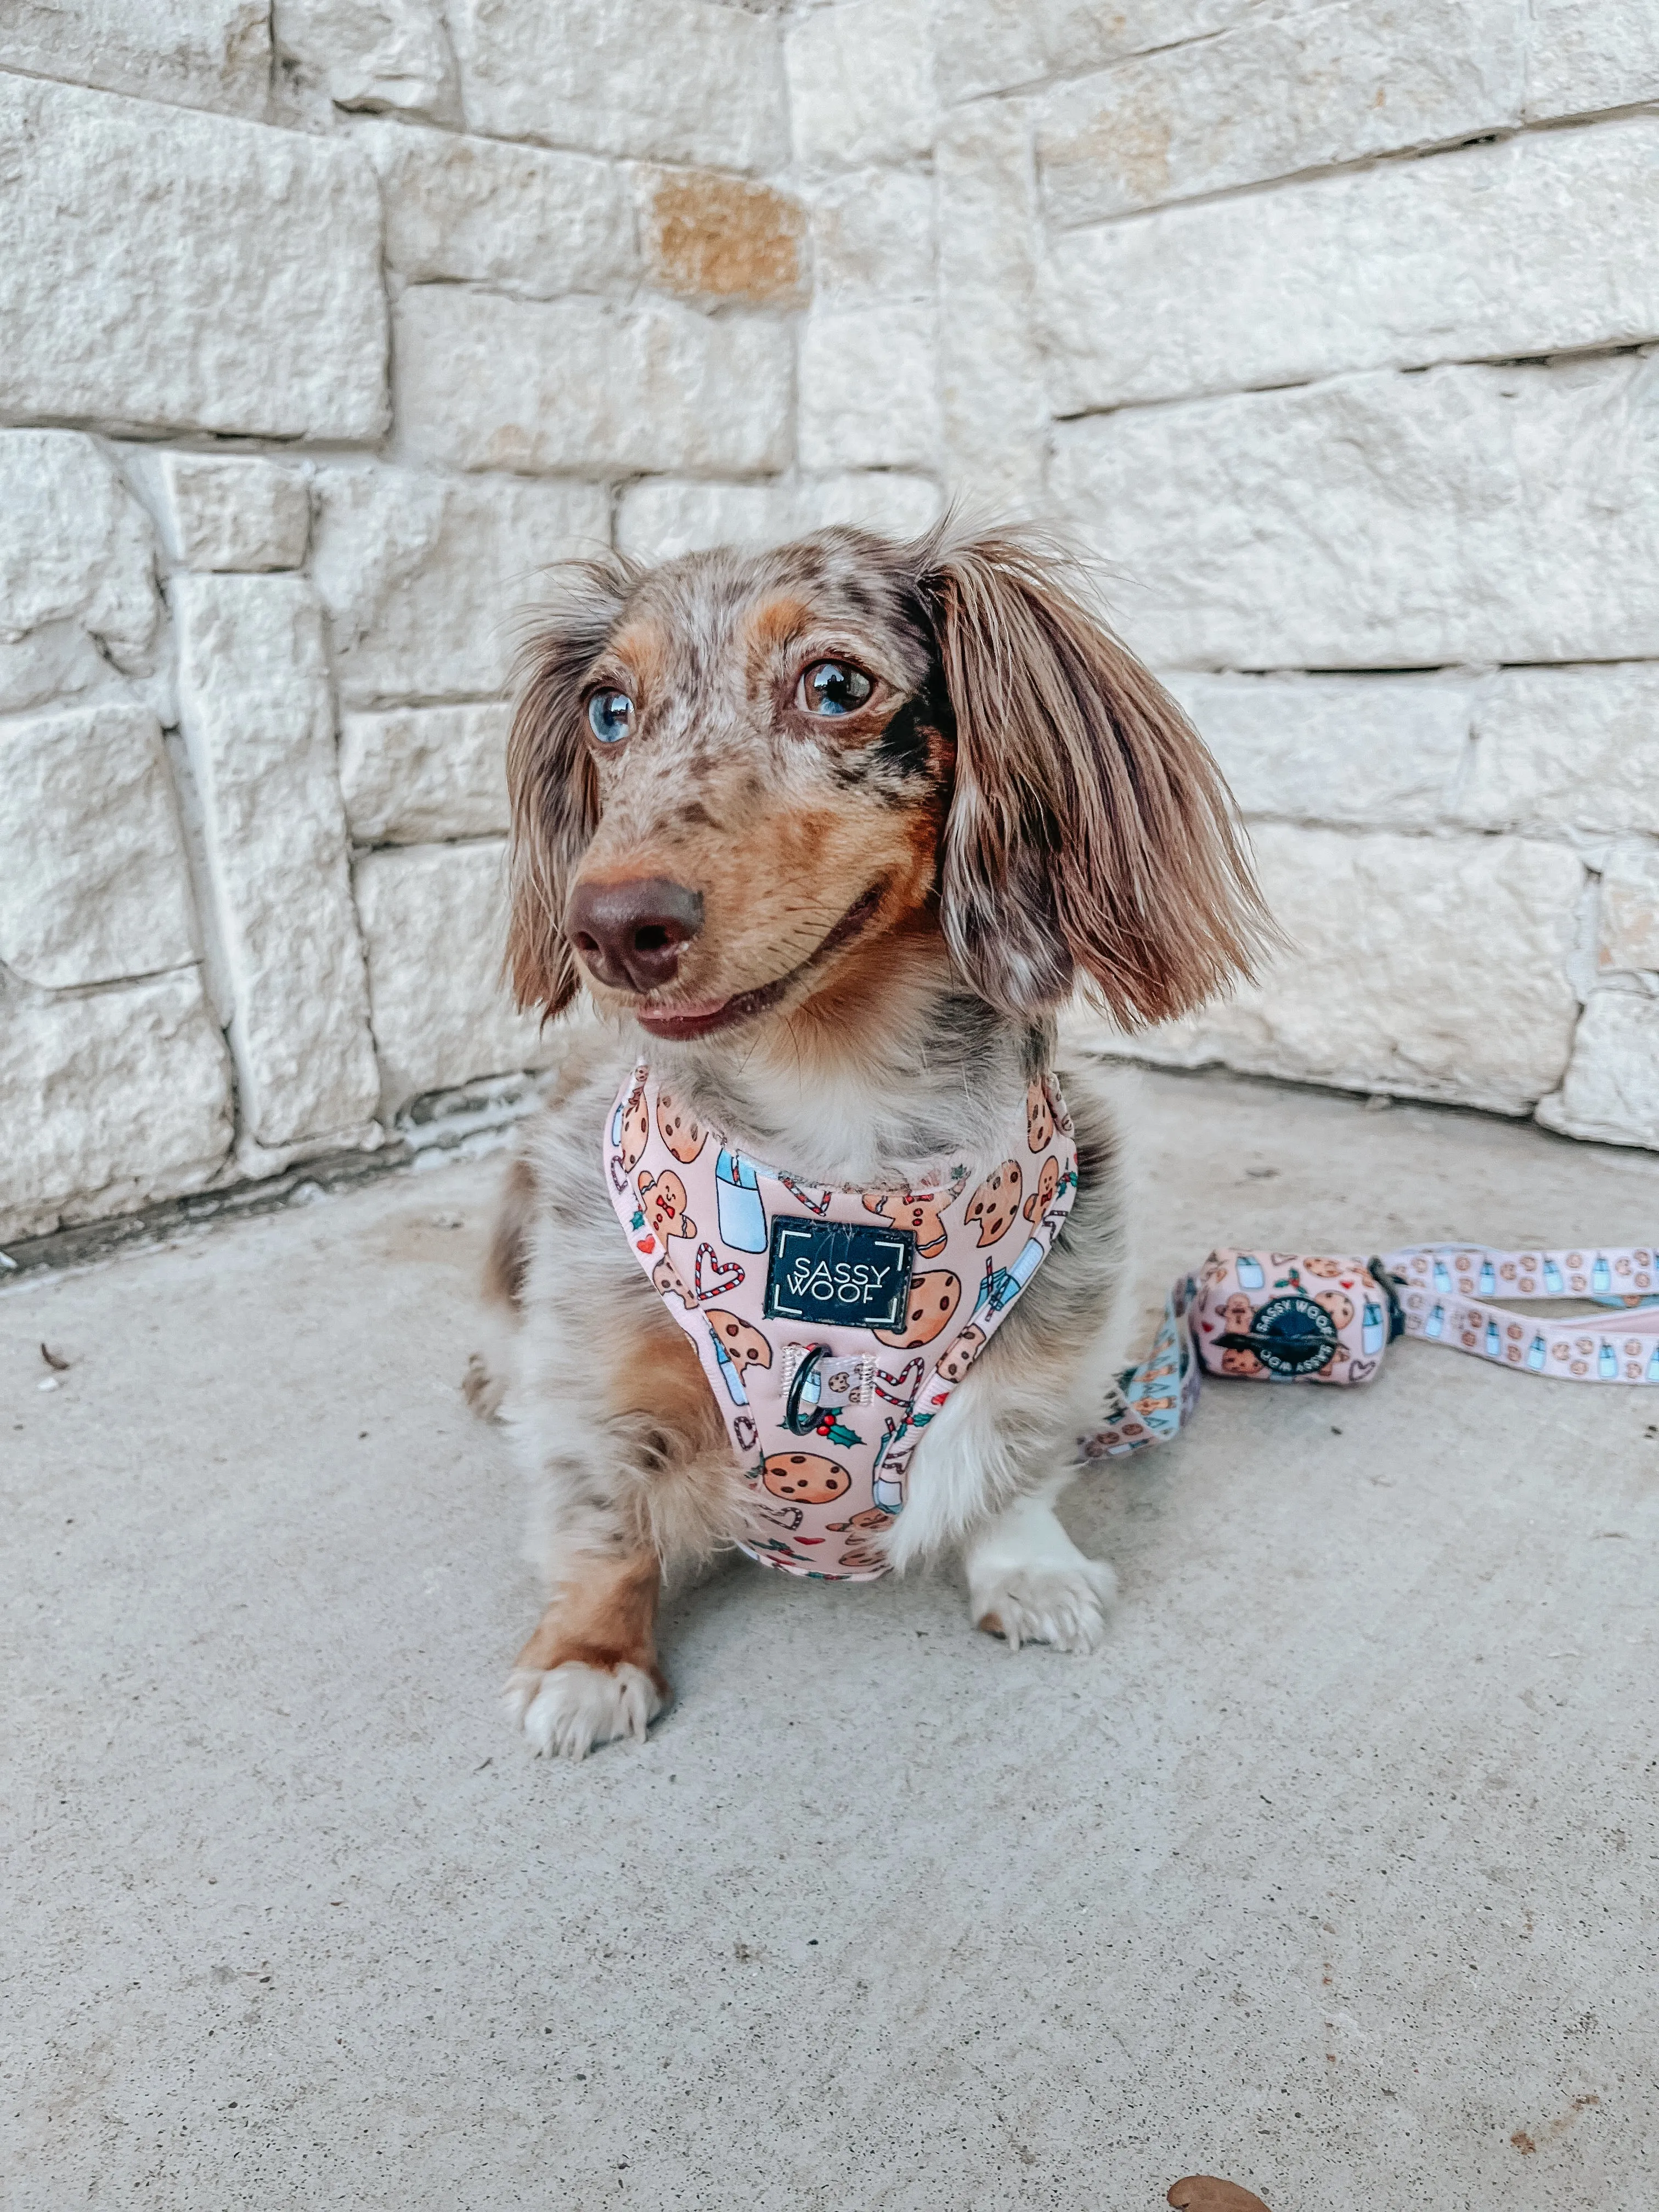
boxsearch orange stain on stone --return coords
[646,172,806,306]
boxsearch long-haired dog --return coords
[479,522,1265,1758]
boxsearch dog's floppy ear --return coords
[504,557,635,1019]
[922,526,1269,1027]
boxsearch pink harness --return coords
[606,1064,1080,1579]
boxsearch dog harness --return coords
[606,1064,1080,1579]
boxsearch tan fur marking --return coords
[483,1154,537,1310]
[746,593,815,657]
[603,616,670,703]
[603,1310,727,1454]
[515,1550,668,1695]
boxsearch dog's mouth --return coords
[635,882,888,1043]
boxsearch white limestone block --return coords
[1597,849,1659,977]
[0,433,160,713]
[310,468,610,707]
[0,707,198,990]
[951,0,1233,100]
[615,475,941,564]
[353,843,559,1111]
[394,288,792,477]
[0,973,233,1245]
[1527,0,1659,121]
[0,0,270,119]
[153,455,311,573]
[273,0,458,119]
[338,704,512,844]
[172,575,381,1147]
[1457,667,1659,837]
[786,0,934,167]
[1102,825,1585,1113]
[1163,674,1471,831]
[1047,121,1659,411]
[933,0,1043,105]
[1035,0,1251,76]
[808,169,935,302]
[1538,992,1659,1149]
[615,481,795,564]
[1040,0,1522,225]
[356,120,635,293]
[799,301,941,472]
[0,78,387,442]
[448,0,786,172]
[791,473,942,540]
[1052,357,1659,670]
[937,100,1047,510]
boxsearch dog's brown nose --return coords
[566,877,704,992]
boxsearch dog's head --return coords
[506,523,1266,1043]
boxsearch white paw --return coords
[505,1661,665,1759]
[970,1558,1116,1654]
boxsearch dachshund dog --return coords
[479,522,1266,1757]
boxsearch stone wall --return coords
[3,1,1657,1252]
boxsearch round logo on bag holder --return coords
[1248,1293,1340,1378]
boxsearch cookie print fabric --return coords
[606,1064,1080,1579]
[1190,1250,1399,1385]
[1383,1243,1659,1383]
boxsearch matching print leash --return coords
[1082,1241,1659,1464]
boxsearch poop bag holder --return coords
[1191,1243,1659,1387]
[1081,1243,1659,1464]
[1191,1250,1403,1385]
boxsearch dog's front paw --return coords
[505,1661,667,1759]
[970,1558,1116,1654]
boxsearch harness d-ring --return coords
[784,1344,828,1435]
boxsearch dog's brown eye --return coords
[587,690,634,745]
[798,661,872,716]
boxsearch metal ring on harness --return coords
[783,1343,828,1435]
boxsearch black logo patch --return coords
[764,1217,915,1333]
[1251,1293,1340,1378]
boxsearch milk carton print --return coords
[713,1336,749,1406]
[1599,1340,1617,1379]
[1362,1299,1385,1356]
[1527,1334,1547,1371]
[1544,1256,1565,1295]
[1479,1259,1496,1296]
[1426,1302,1445,1339]
[1648,1342,1659,1383]
[1593,1254,1611,1295]
[1484,1319,1501,1359]
[715,1150,768,1251]
[1236,1254,1265,1291]
[1433,1258,1452,1293]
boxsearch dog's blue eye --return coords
[587,690,634,744]
[799,661,872,716]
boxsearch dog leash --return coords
[1080,1242,1659,1463]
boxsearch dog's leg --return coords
[963,1477,1116,1654]
[881,1360,1118,1654]
[505,1548,668,1759]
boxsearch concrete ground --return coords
[4,1068,1657,2211]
